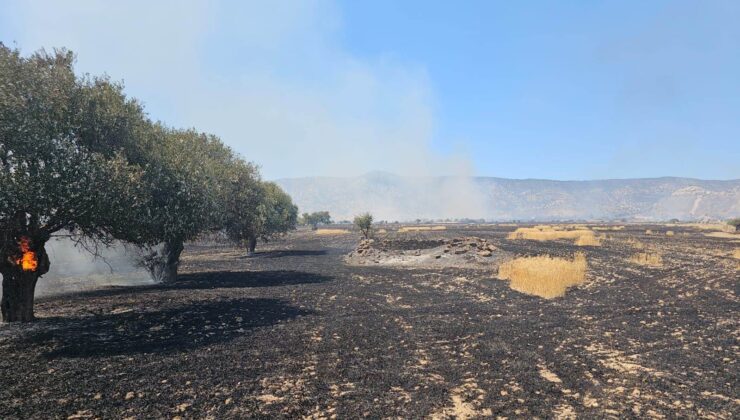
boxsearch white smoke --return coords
[1,0,491,288]
[34,237,153,298]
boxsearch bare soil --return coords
[0,225,737,419]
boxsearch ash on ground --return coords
[345,236,511,270]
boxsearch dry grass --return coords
[592,225,625,231]
[630,251,663,267]
[508,227,599,246]
[665,230,675,236]
[314,229,350,236]
[732,249,740,259]
[703,232,740,240]
[624,237,645,249]
[678,223,735,232]
[574,233,602,247]
[397,226,447,233]
[497,253,587,299]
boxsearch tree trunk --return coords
[0,240,50,322]
[246,235,257,257]
[158,239,184,284]
[144,239,184,284]
[1,270,39,322]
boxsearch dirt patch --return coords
[630,251,663,267]
[431,378,492,419]
[344,236,511,270]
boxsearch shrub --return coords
[727,218,740,232]
[354,213,373,239]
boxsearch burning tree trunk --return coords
[0,237,50,322]
[139,239,184,284]
[246,235,257,257]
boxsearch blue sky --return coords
[1,0,738,180]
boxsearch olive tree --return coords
[354,213,373,239]
[0,45,150,321]
[224,180,298,256]
[249,182,298,254]
[131,126,239,283]
[300,211,332,230]
[223,162,264,255]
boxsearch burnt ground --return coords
[0,225,738,419]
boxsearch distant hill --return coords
[275,172,740,222]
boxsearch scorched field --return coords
[0,224,738,419]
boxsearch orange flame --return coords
[15,237,38,272]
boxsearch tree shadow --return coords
[22,297,312,359]
[173,269,331,289]
[43,270,333,301]
[258,250,328,258]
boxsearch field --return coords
[0,224,738,418]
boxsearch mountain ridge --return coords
[275,173,740,222]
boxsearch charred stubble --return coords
[0,226,737,418]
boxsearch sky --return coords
[1,0,738,180]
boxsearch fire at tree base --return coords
[0,238,49,322]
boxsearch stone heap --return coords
[444,237,498,257]
[347,236,507,269]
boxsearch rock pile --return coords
[346,236,509,269]
[444,237,498,257]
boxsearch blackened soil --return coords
[0,226,737,419]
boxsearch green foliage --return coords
[727,218,740,229]
[223,162,264,246]
[0,44,246,265]
[258,182,298,240]
[223,178,298,249]
[0,44,150,249]
[300,211,332,229]
[0,43,302,315]
[354,213,373,239]
[131,126,239,245]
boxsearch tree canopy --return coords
[0,44,289,321]
[224,175,298,255]
[0,46,149,248]
[300,211,332,229]
[354,213,373,239]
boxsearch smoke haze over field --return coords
[0,0,474,181]
[2,1,738,295]
[278,174,740,222]
[2,1,738,181]
[33,238,152,298]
